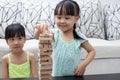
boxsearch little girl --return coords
[2,23,38,78]
[34,0,96,77]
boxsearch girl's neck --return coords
[60,30,74,41]
[11,50,25,56]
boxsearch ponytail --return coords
[73,24,82,39]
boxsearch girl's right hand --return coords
[35,23,52,34]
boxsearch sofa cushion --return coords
[77,0,105,39]
[85,58,120,75]
[1,38,119,61]
[81,38,120,59]
[104,0,120,40]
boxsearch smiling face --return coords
[55,15,79,32]
[54,0,80,33]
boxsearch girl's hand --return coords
[34,23,52,39]
[35,23,52,34]
[74,62,87,76]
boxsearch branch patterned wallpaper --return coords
[104,0,120,40]
[0,0,120,40]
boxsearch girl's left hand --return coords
[74,62,87,76]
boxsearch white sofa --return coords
[0,0,120,77]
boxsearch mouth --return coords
[14,46,20,49]
[59,25,67,28]
[59,24,66,27]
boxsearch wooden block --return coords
[39,44,52,50]
[41,62,52,65]
[39,34,53,41]
[38,65,52,74]
[40,52,52,56]
[41,65,52,70]
[40,69,52,74]
[39,40,49,43]
[39,34,53,38]
[40,62,52,69]
[38,73,52,80]
[43,44,49,50]
[40,77,51,80]
[39,44,44,49]
[48,44,52,48]
[41,76,51,78]
[40,72,51,75]
[40,70,52,74]
[40,56,50,59]
[40,56,51,63]
[39,55,49,58]
[39,49,52,56]
[40,68,52,71]
[40,74,52,78]
[42,48,52,52]
[39,74,50,80]
[39,40,53,44]
[38,58,52,64]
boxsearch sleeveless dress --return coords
[8,52,31,78]
[51,29,87,76]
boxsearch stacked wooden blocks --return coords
[38,34,53,80]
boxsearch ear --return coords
[75,16,80,23]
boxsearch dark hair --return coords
[54,0,82,39]
[5,23,25,40]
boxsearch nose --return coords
[60,18,65,23]
[14,40,19,44]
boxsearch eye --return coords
[9,38,14,41]
[65,17,70,19]
[18,37,22,40]
[57,16,61,19]
[56,15,62,19]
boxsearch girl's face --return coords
[6,35,25,53]
[55,15,79,32]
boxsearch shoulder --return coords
[2,54,9,63]
[28,52,35,60]
[81,40,89,46]
[81,40,92,49]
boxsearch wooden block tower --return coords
[38,34,53,80]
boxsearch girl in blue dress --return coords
[34,0,96,77]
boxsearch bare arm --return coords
[74,41,96,76]
[81,41,96,66]
[30,53,38,77]
[2,55,9,78]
